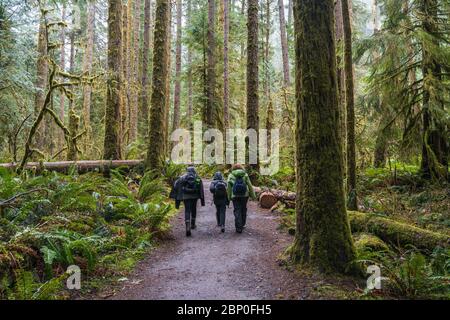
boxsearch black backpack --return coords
[214,180,227,199]
[233,176,247,196]
[183,172,200,194]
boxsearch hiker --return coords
[171,166,205,237]
[227,164,256,233]
[209,172,229,233]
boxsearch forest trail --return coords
[104,180,320,300]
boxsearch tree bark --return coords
[129,0,141,142]
[206,0,217,128]
[420,0,448,180]
[277,0,290,87]
[341,0,357,210]
[34,13,49,151]
[291,0,355,274]
[223,0,230,128]
[172,0,183,132]
[186,0,193,128]
[246,0,259,171]
[59,4,66,124]
[146,0,170,170]
[103,0,123,160]
[140,0,152,137]
[82,0,95,143]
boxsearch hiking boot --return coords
[236,228,242,234]
[191,220,196,229]
[221,227,225,233]
[186,222,191,237]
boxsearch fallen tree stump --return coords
[0,160,143,173]
[348,211,449,251]
[259,191,278,209]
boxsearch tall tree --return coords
[59,4,66,124]
[420,0,448,180]
[129,0,141,142]
[186,0,193,128]
[82,0,95,143]
[103,0,123,160]
[292,0,355,274]
[34,12,49,151]
[341,0,357,210]
[172,0,182,132]
[277,0,290,87]
[206,0,217,128]
[246,0,259,170]
[223,0,230,128]
[140,0,152,137]
[146,0,170,169]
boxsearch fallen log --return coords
[253,186,449,250]
[259,191,278,209]
[0,160,143,173]
[348,211,449,251]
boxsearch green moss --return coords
[353,233,390,255]
[348,211,450,250]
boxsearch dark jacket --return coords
[209,172,230,206]
[170,167,205,208]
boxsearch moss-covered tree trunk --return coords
[172,0,182,132]
[223,0,230,129]
[420,0,448,180]
[140,0,152,137]
[58,4,66,149]
[205,0,217,128]
[246,0,259,171]
[277,0,290,87]
[34,13,49,152]
[82,0,95,152]
[341,0,357,210]
[334,0,346,177]
[292,0,355,274]
[129,0,141,143]
[145,0,170,170]
[186,0,193,129]
[103,0,123,160]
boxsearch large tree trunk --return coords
[186,0,193,128]
[120,2,130,145]
[277,0,290,87]
[140,0,152,137]
[103,0,123,160]
[129,0,141,143]
[223,0,230,128]
[206,0,217,128]
[34,13,49,151]
[172,0,183,132]
[291,0,355,274]
[146,0,170,170]
[67,13,77,161]
[341,0,357,210]
[246,0,259,171]
[59,5,66,126]
[335,0,346,176]
[420,0,448,180]
[82,0,95,146]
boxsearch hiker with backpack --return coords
[171,166,205,237]
[227,164,256,233]
[209,172,229,233]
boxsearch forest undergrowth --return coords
[0,165,178,299]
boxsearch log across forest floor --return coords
[91,180,359,300]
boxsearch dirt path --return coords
[105,181,347,300]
